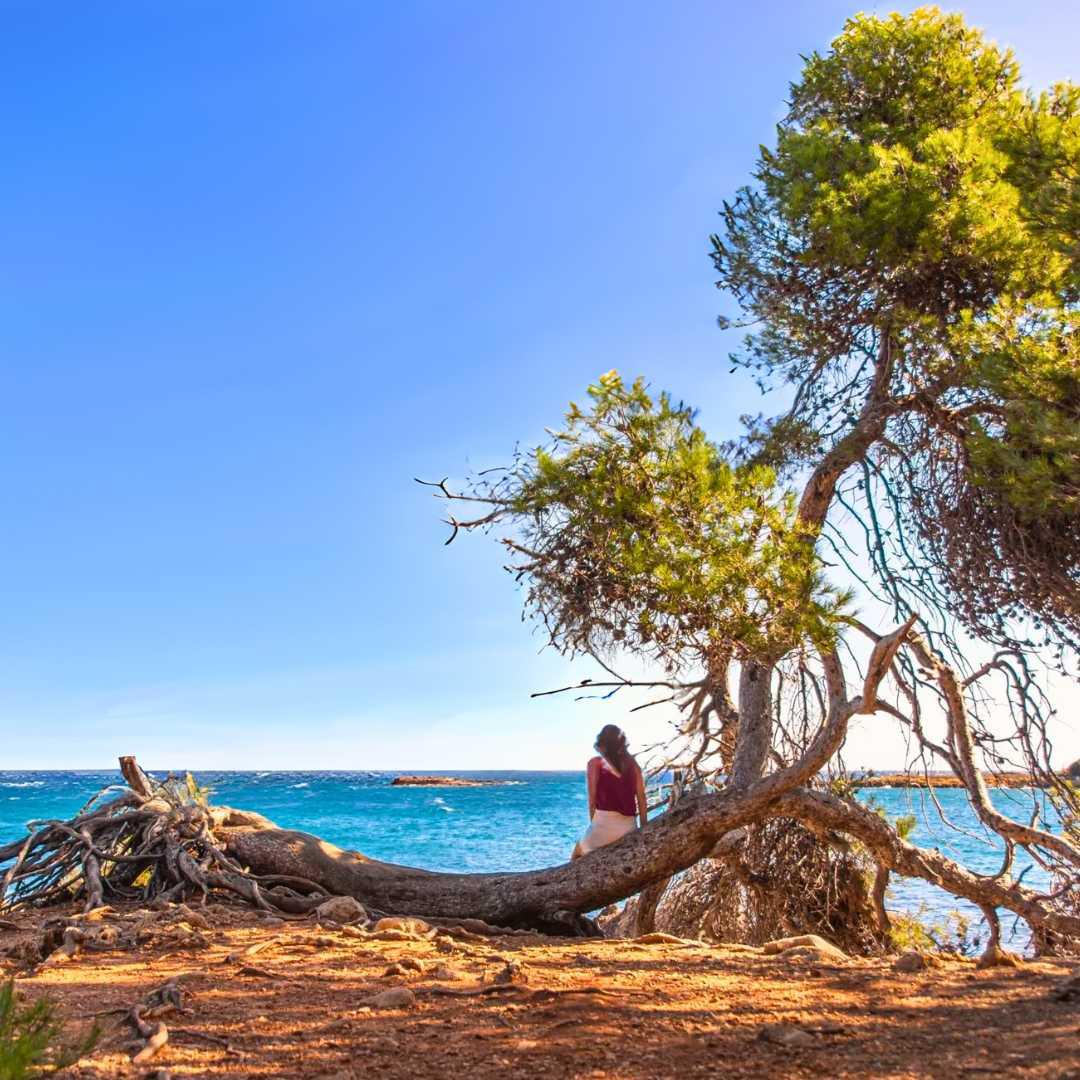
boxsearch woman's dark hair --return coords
[595,724,634,774]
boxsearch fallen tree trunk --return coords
[2,758,1077,946]
[222,795,1080,941]
[220,787,768,932]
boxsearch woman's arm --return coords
[586,758,599,821]
[635,765,648,829]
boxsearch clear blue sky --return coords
[1,2,1076,770]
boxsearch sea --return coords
[0,770,1055,951]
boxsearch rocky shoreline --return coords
[853,772,1044,789]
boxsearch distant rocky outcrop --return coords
[854,771,1045,789]
[389,775,509,788]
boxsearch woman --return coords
[571,724,648,859]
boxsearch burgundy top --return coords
[592,757,638,817]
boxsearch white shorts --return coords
[578,809,636,854]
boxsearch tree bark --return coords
[221,785,772,932]
[730,661,773,789]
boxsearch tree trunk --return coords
[220,785,773,932]
[218,785,1080,942]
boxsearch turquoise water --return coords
[0,770,1053,948]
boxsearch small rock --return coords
[260,916,286,928]
[435,937,460,954]
[762,935,848,961]
[365,987,417,1009]
[373,916,432,936]
[489,959,528,986]
[893,950,940,973]
[430,963,464,981]
[316,896,367,925]
[775,945,844,965]
[369,929,422,943]
[758,1023,816,1048]
[339,925,368,940]
[383,958,425,977]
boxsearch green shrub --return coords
[888,905,977,955]
[0,981,98,1079]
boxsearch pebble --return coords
[762,935,848,962]
[368,929,422,942]
[373,916,432,936]
[365,987,416,1009]
[430,963,464,981]
[893,950,940,973]
[758,1023,816,1048]
[383,957,425,977]
[315,896,367,925]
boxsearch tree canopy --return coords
[469,371,848,666]
[710,6,1080,658]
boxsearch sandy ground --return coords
[2,903,1078,1079]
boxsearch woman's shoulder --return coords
[587,755,603,770]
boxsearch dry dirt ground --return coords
[2,903,1078,1079]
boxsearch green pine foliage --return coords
[0,982,98,1080]
[710,6,1080,650]
[492,371,851,665]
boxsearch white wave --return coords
[1,781,45,788]
[292,782,310,789]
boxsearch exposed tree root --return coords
[0,761,332,919]
[608,818,888,954]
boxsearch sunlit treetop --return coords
[710,6,1080,657]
